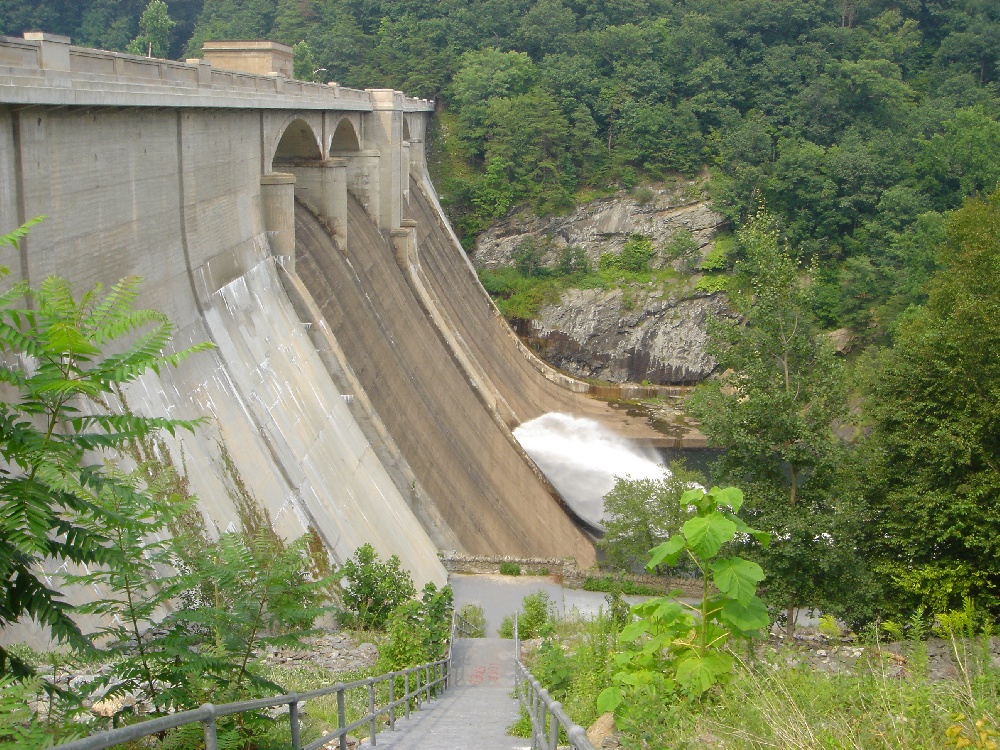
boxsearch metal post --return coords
[338,688,347,750]
[388,672,396,730]
[414,668,421,706]
[425,665,431,701]
[368,679,377,746]
[405,671,411,718]
[289,696,301,750]
[202,704,218,750]
[548,702,560,750]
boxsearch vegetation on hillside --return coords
[3,0,998,334]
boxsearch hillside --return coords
[3,0,998,339]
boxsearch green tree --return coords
[598,465,701,574]
[859,188,1000,618]
[688,213,851,634]
[0,220,211,675]
[126,0,174,58]
[338,542,416,630]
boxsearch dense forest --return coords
[3,0,1000,627]
[3,0,998,337]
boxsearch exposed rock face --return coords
[473,187,729,384]
[474,188,726,270]
[526,288,726,384]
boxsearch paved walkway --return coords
[362,638,528,750]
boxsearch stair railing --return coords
[54,611,462,750]
[513,613,597,750]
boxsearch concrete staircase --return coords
[363,638,526,750]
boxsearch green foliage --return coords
[582,577,660,597]
[338,543,416,631]
[378,600,428,673]
[0,673,77,747]
[125,0,173,58]
[858,189,1000,620]
[599,235,656,274]
[695,274,729,294]
[292,40,321,81]
[457,603,485,638]
[499,561,522,576]
[499,590,555,639]
[376,583,452,672]
[699,235,733,273]
[597,486,769,713]
[0,228,211,675]
[688,214,855,633]
[664,230,701,272]
[598,465,701,575]
[818,614,843,638]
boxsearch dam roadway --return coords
[0,33,695,643]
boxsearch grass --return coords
[516,605,1000,750]
[661,638,1000,750]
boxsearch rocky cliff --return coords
[472,184,728,384]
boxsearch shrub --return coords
[498,591,556,639]
[599,235,656,273]
[338,544,416,630]
[700,234,734,272]
[499,561,522,576]
[695,273,729,294]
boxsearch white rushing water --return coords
[513,412,668,529]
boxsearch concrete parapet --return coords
[23,32,70,72]
[201,40,294,78]
[0,33,434,113]
[261,173,297,273]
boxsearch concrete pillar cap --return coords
[24,32,70,43]
[261,173,296,185]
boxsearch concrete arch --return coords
[330,117,362,154]
[274,117,323,164]
[402,116,411,143]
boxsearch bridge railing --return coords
[513,614,597,750]
[54,612,461,750]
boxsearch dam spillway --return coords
[0,33,685,619]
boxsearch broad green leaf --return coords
[675,651,734,694]
[682,512,737,559]
[620,618,649,641]
[680,487,705,508]
[596,686,624,713]
[646,534,685,570]
[720,596,770,632]
[709,486,744,513]
[710,557,765,605]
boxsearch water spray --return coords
[513,412,668,530]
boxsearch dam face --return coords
[0,31,606,623]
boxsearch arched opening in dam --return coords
[273,117,323,165]
[330,118,361,154]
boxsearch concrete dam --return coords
[0,34,671,604]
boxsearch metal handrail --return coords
[55,612,461,750]
[513,613,597,750]
[454,608,478,638]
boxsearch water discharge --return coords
[513,412,668,530]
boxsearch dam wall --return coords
[0,35,450,603]
[0,31,637,639]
